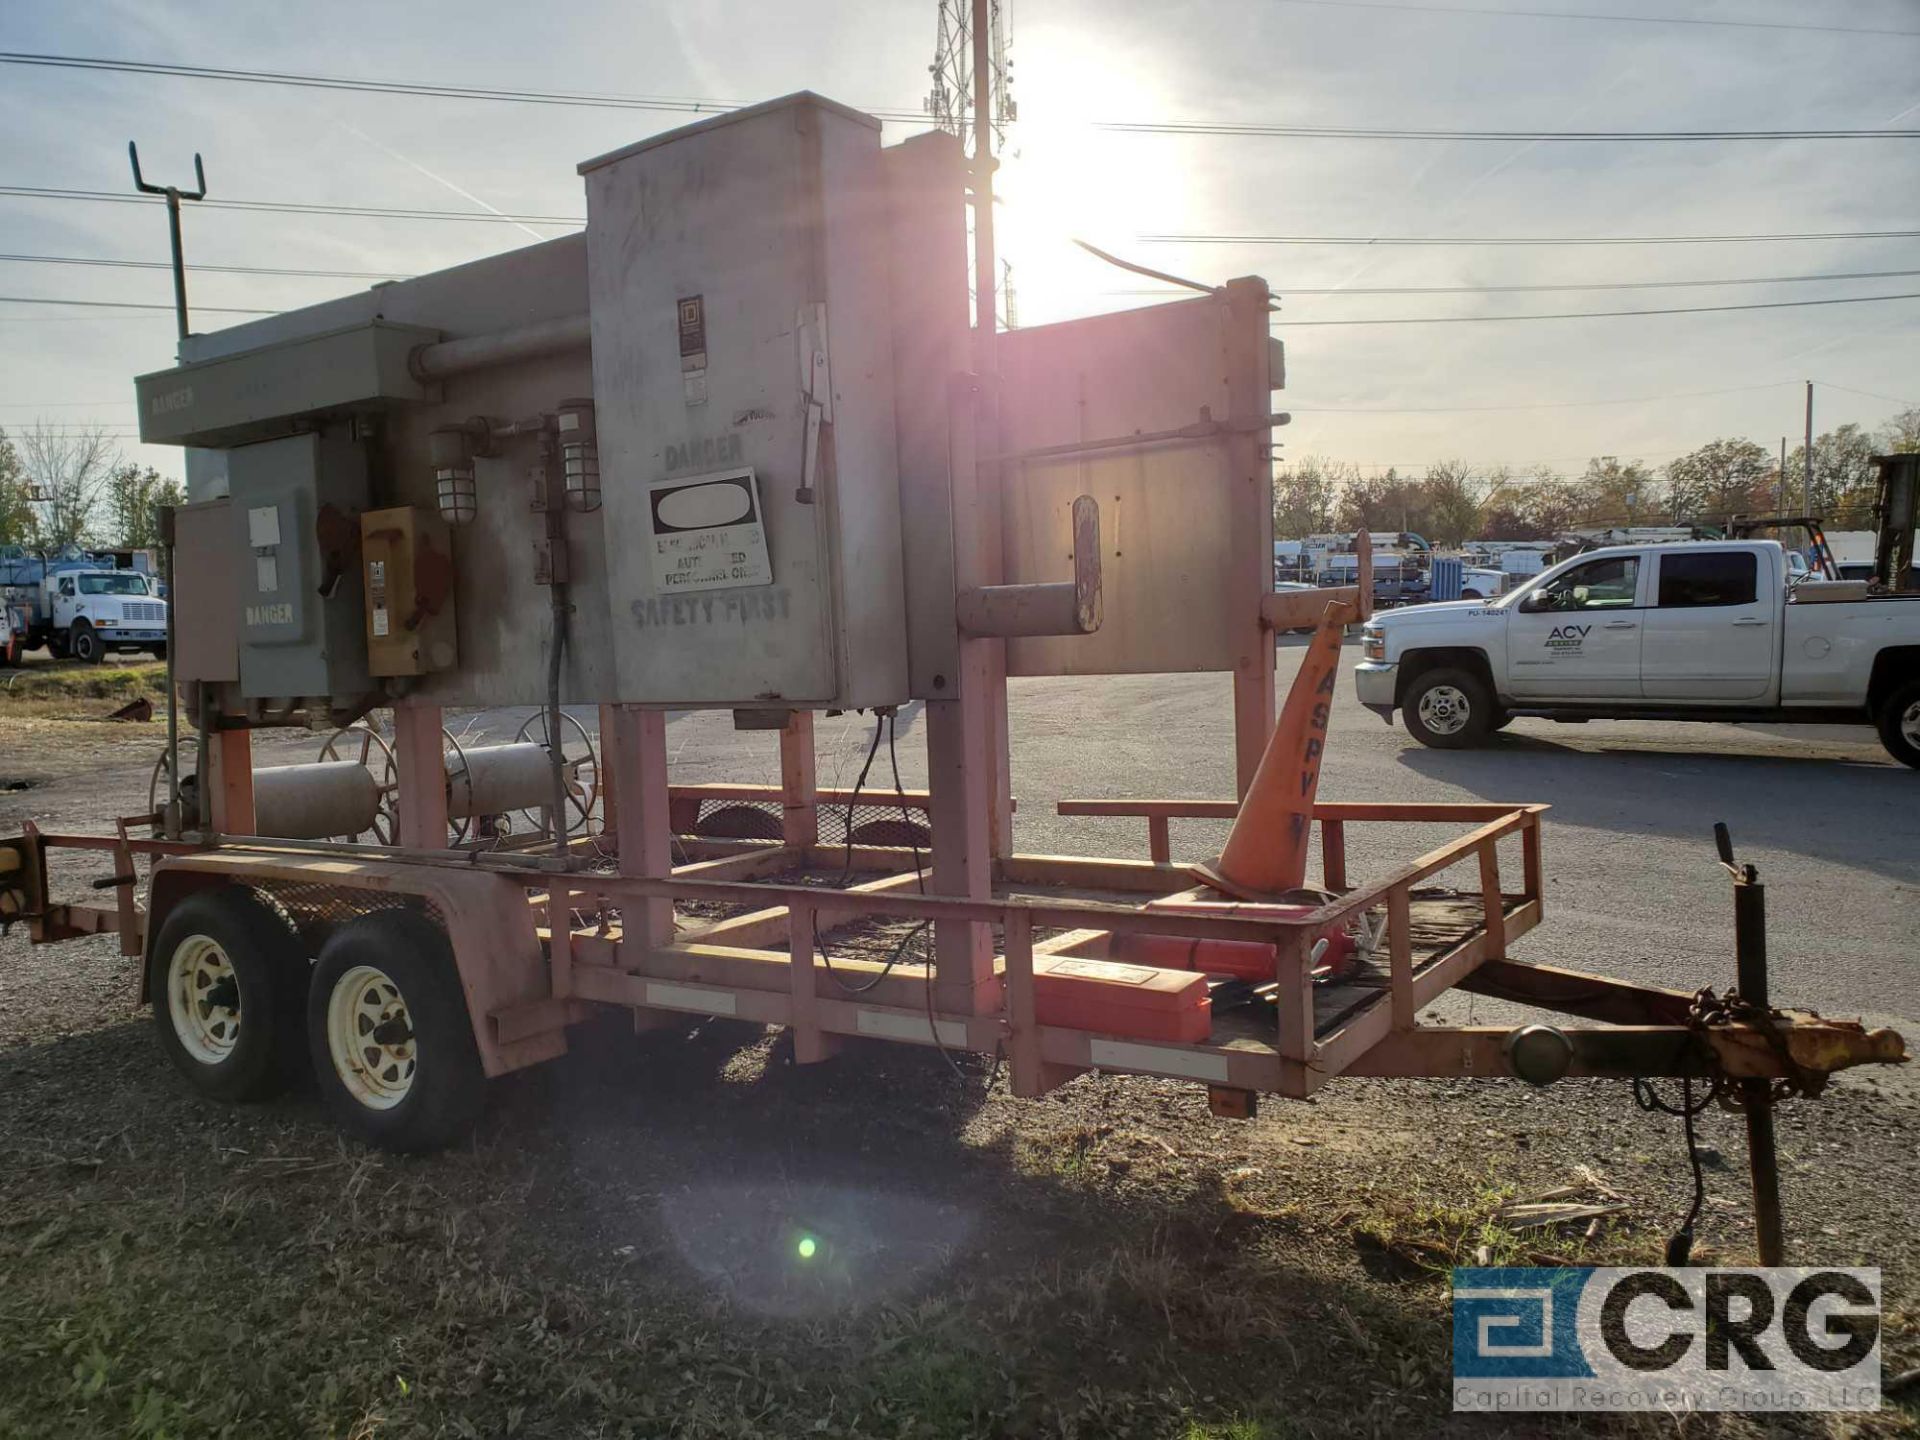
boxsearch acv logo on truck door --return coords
[1546,625,1590,652]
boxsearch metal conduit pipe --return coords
[407,314,591,384]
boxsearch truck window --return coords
[1657,551,1757,608]
[77,574,151,596]
[1535,555,1640,612]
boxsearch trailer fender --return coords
[143,852,565,1077]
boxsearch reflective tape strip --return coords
[643,981,737,1017]
[857,1009,968,1048]
[1088,1038,1231,1083]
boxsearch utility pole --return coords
[970,0,996,361]
[1803,381,1815,514]
[1777,437,1787,514]
[927,0,1015,334]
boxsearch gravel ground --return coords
[1,646,1915,1438]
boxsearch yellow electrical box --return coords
[360,506,458,677]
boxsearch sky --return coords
[1,0,1917,487]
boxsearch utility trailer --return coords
[0,92,1903,1267]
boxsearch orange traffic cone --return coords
[1191,595,1356,901]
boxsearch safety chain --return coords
[1686,986,1823,1103]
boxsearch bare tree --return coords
[16,421,119,549]
[1420,459,1484,546]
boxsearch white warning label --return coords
[646,468,773,594]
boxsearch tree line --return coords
[0,421,185,552]
[1275,408,1920,546]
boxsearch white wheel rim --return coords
[1902,700,1920,748]
[167,934,241,1064]
[326,964,417,1110]
[1418,684,1471,736]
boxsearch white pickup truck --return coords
[1354,539,1920,768]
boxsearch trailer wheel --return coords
[148,888,309,1101]
[307,910,485,1153]
[1875,677,1920,770]
[70,621,103,664]
[1402,667,1492,748]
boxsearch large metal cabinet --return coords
[580,92,909,709]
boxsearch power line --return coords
[0,251,409,281]
[1811,380,1920,409]
[0,295,275,314]
[1106,267,1920,298]
[1272,0,1920,40]
[1147,227,1920,246]
[0,52,923,124]
[12,187,1919,251]
[1278,291,1920,326]
[0,185,582,227]
[1287,381,1798,413]
[4,52,1913,143]
[1098,120,1920,141]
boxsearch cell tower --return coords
[926,0,1017,328]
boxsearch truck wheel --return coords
[70,622,103,664]
[308,910,485,1153]
[148,888,309,1101]
[1403,668,1493,748]
[1876,678,1920,770]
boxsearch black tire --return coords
[1876,678,1920,770]
[1402,666,1494,749]
[307,909,485,1153]
[70,621,103,664]
[148,887,309,1101]
[1489,706,1514,732]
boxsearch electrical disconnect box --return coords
[229,428,372,700]
[360,506,459,678]
[580,93,909,708]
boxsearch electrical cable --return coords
[1145,227,1920,246]
[9,186,1919,249]
[0,251,411,280]
[1276,291,1920,326]
[1098,120,1920,141]
[0,185,583,226]
[0,294,275,314]
[1632,1070,1725,1267]
[1271,0,1920,40]
[1105,266,1920,298]
[885,710,975,1089]
[7,51,1916,137]
[813,717,897,996]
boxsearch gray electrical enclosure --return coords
[136,320,441,449]
[580,93,909,709]
[229,429,372,700]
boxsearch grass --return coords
[0,658,169,720]
[3,1018,1915,1439]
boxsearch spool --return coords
[251,763,382,840]
[446,742,576,821]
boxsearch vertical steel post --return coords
[128,144,206,343]
[165,188,188,342]
[1718,820,1785,1266]
[1733,865,1785,1266]
[1803,381,1814,515]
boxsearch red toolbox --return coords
[1031,954,1211,1043]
